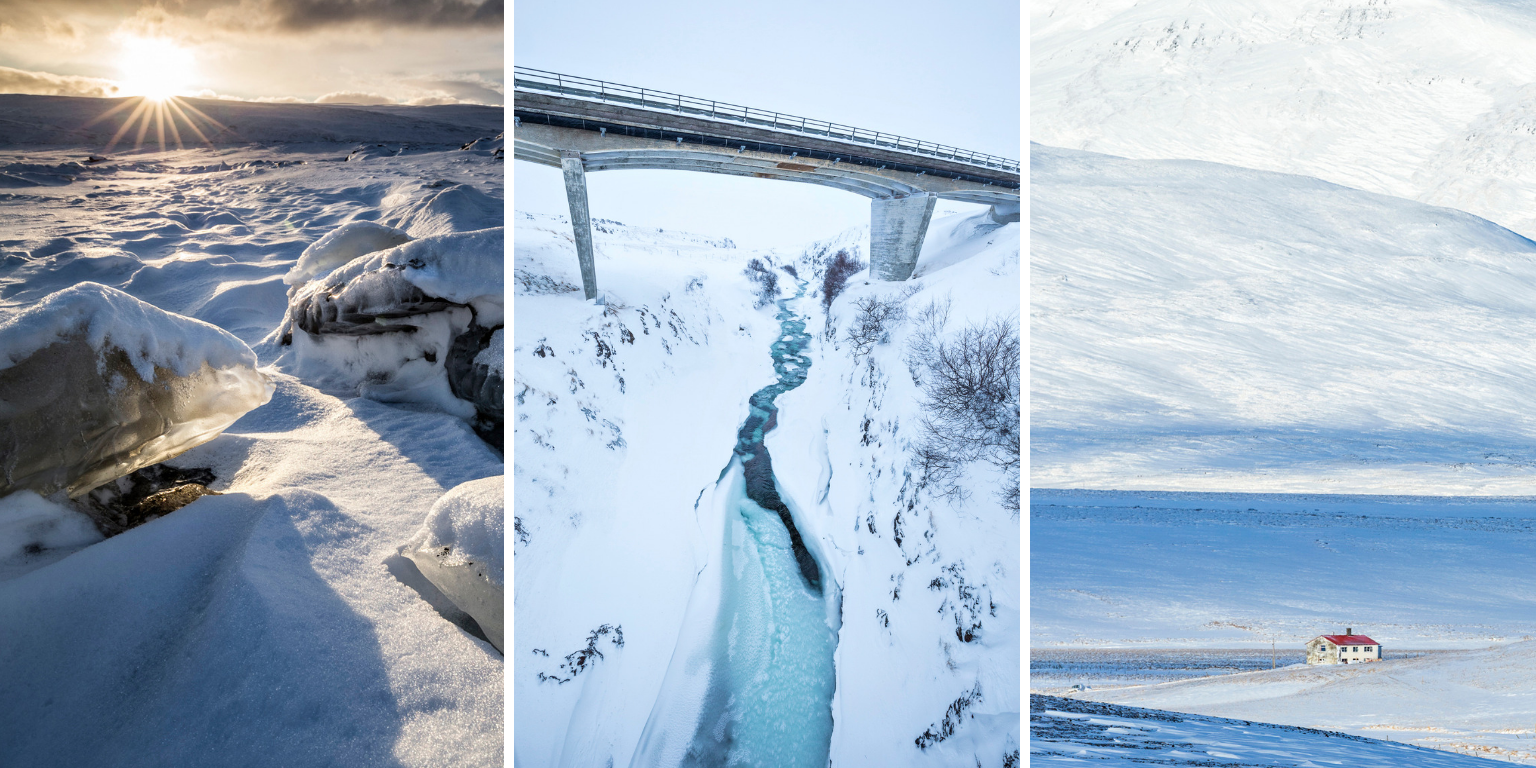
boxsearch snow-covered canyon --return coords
[0,97,504,765]
[513,207,1020,766]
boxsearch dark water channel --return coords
[682,280,837,767]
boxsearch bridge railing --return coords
[512,66,1020,175]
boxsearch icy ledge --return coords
[401,476,504,652]
[0,283,273,498]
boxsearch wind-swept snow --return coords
[0,95,503,765]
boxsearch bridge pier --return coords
[870,192,937,281]
[560,150,599,300]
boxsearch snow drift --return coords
[0,282,272,498]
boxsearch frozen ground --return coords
[1032,0,1536,240]
[0,96,503,765]
[1031,695,1502,766]
[513,206,1020,766]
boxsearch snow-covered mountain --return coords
[1032,0,1536,239]
[1032,143,1536,494]
[513,208,1020,766]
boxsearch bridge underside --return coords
[513,98,1020,288]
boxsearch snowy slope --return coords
[1031,143,1536,494]
[1076,640,1536,762]
[0,106,504,764]
[770,211,1023,766]
[1032,0,1536,239]
[513,209,1021,766]
[511,212,781,766]
[1032,694,1502,766]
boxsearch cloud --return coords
[314,91,395,105]
[249,0,503,31]
[0,0,501,33]
[0,65,120,97]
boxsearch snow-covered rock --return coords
[281,227,503,429]
[401,475,504,652]
[0,283,273,498]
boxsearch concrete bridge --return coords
[512,67,1021,299]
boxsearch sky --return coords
[511,0,1021,250]
[0,0,503,104]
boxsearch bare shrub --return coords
[821,248,864,312]
[845,295,907,358]
[743,257,779,308]
[913,316,1020,511]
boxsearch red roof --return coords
[1321,635,1378,646]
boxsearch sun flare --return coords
[117,37,196,101]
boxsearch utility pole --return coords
[1272,639,1276,670]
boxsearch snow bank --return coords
[282,227,503,425]
[401,475,504,651]
[0,283,273,498]
[283,220,411,290]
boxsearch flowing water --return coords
[683,281,838,767]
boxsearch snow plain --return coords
[0,96,504,765]
[513,207,1020,766]
[1032,0,1536,240]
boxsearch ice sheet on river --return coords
[0,283,273,498]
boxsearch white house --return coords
[1306,628,1382,665]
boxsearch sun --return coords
[117,37,196,101]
